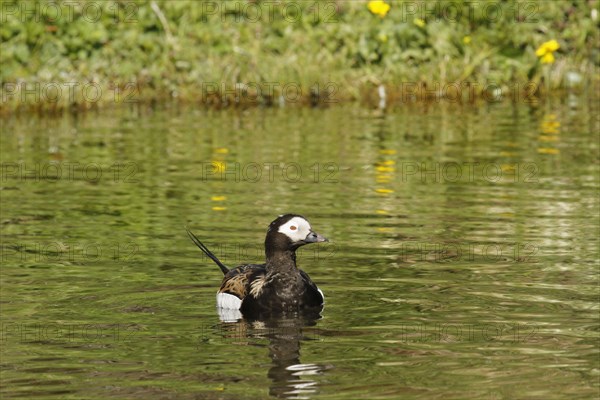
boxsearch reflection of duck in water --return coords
[187,214,328,321]
[219,317,329,399]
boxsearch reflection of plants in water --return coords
[219,317,329,399]
[538,113,561,155]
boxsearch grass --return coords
[1,0,598,113]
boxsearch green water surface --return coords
[1,98,599,399]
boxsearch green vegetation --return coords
[1,0,598,112]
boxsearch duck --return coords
[186,214,328,319]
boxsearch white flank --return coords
[216,292,242,310]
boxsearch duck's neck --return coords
[265,249,297,273]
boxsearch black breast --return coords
[240,270,324,319]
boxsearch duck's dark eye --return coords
[290,226,297,231]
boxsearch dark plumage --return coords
[187,214,328,320]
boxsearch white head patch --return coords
[278,216,311,242]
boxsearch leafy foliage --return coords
[1,0,598,111]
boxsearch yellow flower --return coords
[211,196,227,201]
[535,39,560,59]
[540,52,555,64]
[368,1,390,17]
[463,35,471,44]
[413,18,426,28]
[547,40,560,51]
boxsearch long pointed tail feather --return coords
[186,227,229,275]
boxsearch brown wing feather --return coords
[218,264,266,300]
[219,273,248,298]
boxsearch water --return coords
[1,98,598,399]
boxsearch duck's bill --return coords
[304,231,329,243]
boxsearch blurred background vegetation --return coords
[1,0,598,112]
